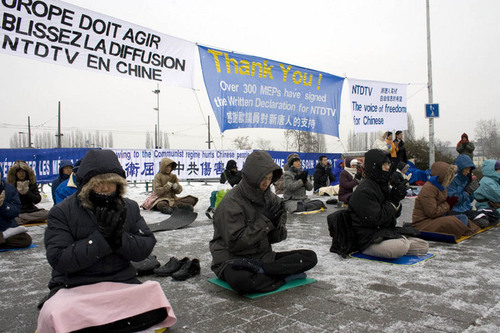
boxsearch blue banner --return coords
[0,148,92,184]
[198,45,345,137]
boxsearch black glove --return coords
[389,183,407,204]
[464,178,480,196]
[96,207,126,249]
[263,200,285,226]
[299,170,308,182]
[354,172,362,180]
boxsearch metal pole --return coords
[207,116,211,149]
[152,84,160,149]
[28,116,32,148]
[426,0,435,168]
[57,101,62,148]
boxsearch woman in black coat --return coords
[348,149,428,259]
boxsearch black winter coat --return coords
[312,162,335,191]
[45,195,156,291]
[348,177,403,251]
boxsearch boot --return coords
[154,257,188,276]
[160,205,174,214]
[172,258,200,281]
[177,204,194,212]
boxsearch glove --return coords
[171,182,180,191]
[0,190,5,207]
[464,178,480,196]
[354,172,362,180]
[299,170,309,183]
[263,200,286,226]
[16,181,29,195]
[446,196,459,209]
[96,207,126,249]
[389,183,407,204]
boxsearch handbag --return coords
[141,192,159,210]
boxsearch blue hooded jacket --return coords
[51,160,73,204]
[0,168,22,232]
[447,154,475,213]
[474,159,500,213]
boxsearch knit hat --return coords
[226,159,237,170]
[495,160,500,171]
[288,156,301,167]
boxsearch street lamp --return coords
[152,84,160,149]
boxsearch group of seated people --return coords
[1,147,498,332]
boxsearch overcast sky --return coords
[1,0,499,152]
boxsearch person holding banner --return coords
[143,157,198,214]
[283,155,326,213]
[37,149,175,332]
[6,160,49,225]
[210,150,317,294]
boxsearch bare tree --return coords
[283,130,319,152]
[316,133,326,153]
[256,138,274,151]
[475,118,500,159]
[233,136,252,150]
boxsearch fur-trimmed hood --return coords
[159,158,177,174]
[430,162,457,187]
[6,160,37,186]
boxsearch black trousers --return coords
[221,249,317,294]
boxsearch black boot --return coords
[172,259,200,281]
[154,257,187,276]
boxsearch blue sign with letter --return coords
[425,104,439,118]
[198,45,345,137]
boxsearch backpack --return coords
[327,209,359,258]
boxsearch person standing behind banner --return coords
[6,160,49,225]
[372,130,391,152]
[394,130,408,164]
[386,131,398,173]
[456,133,475,159]
[0,167,32,250]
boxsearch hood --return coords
[454,154,475,172]
[76,150,126,187]
[364,149,391,183]
[430,162,457,187]
[242,150,282,189]
[377,129,387,141]
[6,160,37,186]
[225,159,237,171]
[58,159,73,177]
[481,159,500,182]
[159,157,177,174]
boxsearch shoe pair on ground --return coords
[154,257,200,281]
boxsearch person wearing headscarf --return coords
[456,133,475,159]
[38,149,175,332]
[210,150,317,294]
[349,149,428,259]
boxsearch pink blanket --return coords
[37,281,176,333]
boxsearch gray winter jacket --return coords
[210,151,286,277]
[283,167,313,213]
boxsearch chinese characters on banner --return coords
[113,149,252,181]
[348,79,408,133]
[0,0,195,87]
[198,45,345,137]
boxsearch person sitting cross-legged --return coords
[349,149,428,259]
[210,150,317,294]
